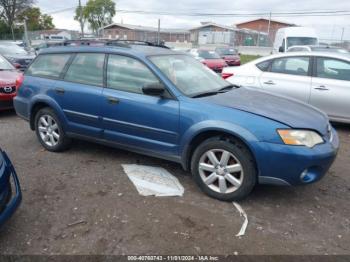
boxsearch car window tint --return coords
[256,60,270,71]
[271,57,309,76]
[27,54,71,78]
[64,53,105,86]
[316,58,350,81]
[107,55,159,94]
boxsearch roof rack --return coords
[61,39,170,49]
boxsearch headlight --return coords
[277,129,324,148]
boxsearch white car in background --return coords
[222,52,350,123]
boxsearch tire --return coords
[191,136,256,201]
[34,107,71,152]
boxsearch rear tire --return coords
[34,107,71,152]
[191,136,256,201]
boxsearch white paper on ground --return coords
[122,164,184,197]
[233,202,248,237]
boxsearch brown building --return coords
[236,18,295,44]
[101,23,190,43]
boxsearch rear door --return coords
[101,54,180,156]
[259,56,312,103]
[53,53,105,138]
[310,57,350,122]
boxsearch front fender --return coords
[180,120,260,169]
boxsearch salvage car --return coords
[14,44,339,201]
[0,55,23,111]
[0,42,35,70]
[0,148,22,227]
[223,52,350,124]
[215,47,241,66]
[189,49,228,73]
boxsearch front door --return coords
[310,57,350,122]
[101,54,180,156]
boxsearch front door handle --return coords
[107,96,120,105]
[314,85,329,91]
[263,80,275,85]
[55,88,65,94]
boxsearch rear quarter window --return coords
[256,60,270,72]
[26,54,71,78]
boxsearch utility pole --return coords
[267,12,272,46]
[23,17,30,49]
[340,27,345,44]
[79,0,84,38]
[157,19,160,45]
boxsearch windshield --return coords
[287,37,318,48]
[216,48,237,55]
[0,43,28,55]
[198,50,221,59]
[149,54,229,97]
[0,55,14,70]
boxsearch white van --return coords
[273,27,319,53]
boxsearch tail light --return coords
[15,74,24,89]
[222,72,234,79]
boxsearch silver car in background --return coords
[223,52,350,124]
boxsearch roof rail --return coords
[106,40,170,49]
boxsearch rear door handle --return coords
[55,88,65,94]
[263,80,275,85]
[107,96,120,105]
[314,85,329,91]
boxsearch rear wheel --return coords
[191,137,256,201]
[34,108,71,152]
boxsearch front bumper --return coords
[255,128,339,186]
[0,150,22,227]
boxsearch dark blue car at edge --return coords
[13,44,339,201]
[0,148,22,227]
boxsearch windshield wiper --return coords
[191,91,220,98]
[217,84,239,92]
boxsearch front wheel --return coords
[34,107,71,152]
[191,137,257,201]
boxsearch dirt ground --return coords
[0,111,349,255]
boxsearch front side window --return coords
[27,54,71,78]
[107,55,159,94]
[150,54,229,97]
[64,53,105,86]
[271,57,310,76]
[316,58,350,81]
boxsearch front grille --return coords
[0,86,16,94]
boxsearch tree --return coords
[0,0,33,39]
[83,0,115,36]
[74,0,86,37]
[18,7,54,31]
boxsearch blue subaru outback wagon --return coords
[14,42,339,201]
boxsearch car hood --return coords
[4,54,35,60]
[199,87,329,135]
[223,55,240,60]
[204,59,226,66]
[0,71,20,85]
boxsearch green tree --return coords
[74,0,86,37]
[83,0,115,36]
[18,7,54,31]
[0,0,33,39]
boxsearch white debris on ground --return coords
[233,202,249,237]
[122,164,185,197]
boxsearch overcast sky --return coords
[36,0,350,41]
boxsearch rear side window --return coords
[64,53,105,86]
[27,54,71,78]
[107,55,159,94]
[271,57,310,76]
[256,60,270,71]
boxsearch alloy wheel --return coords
[38,115,60,147]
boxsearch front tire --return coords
[34,107,71,152]
[191,137,256,201]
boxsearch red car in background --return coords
[215,47,241,66]
[189,49,228,73]
[0,55,23,111]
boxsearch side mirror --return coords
[142,82,165,96]
[279,46,284,53]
